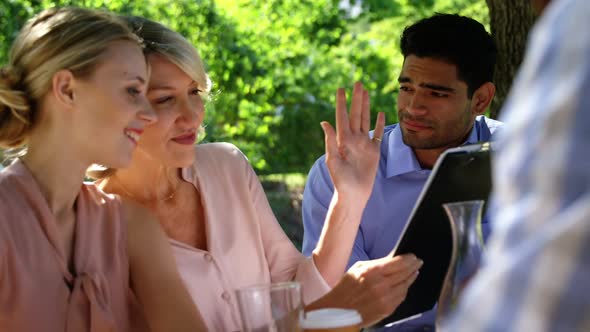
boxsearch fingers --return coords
[348,256,422,328]
[349,82,364,132]
[350,255,422,291]
[356,254,421,290]
[333,82,381,146]
[347,255,414,281]
[372,112,386,144]
[404,270,420,288]
[379,254,423,276]
[321,121,338,160]
[381,263,422,289]
[360,89,370,133]
[341,257,421,328]
[335,88,351,139]
[389,271,419,306]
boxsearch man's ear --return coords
[470,82,496,115]
[51,70,76,107]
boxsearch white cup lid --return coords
[301,308,362,329]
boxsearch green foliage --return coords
[0,0,489,173]
[260,172,307,250]
[260,172,307,191]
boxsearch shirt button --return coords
[204,253,213,262]
[221,291,231,302]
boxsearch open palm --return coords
[321,82,385,202]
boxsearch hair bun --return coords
[0,65,31,148]
[0,66,23,89]
[0,65,29,114]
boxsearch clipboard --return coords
[373,142,494,327]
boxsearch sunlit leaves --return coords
[0,0,488,173]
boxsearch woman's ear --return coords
[470,82,496,115]
[51,70,76,107]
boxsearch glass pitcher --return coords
[435,199,485,328]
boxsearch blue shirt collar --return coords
[385,122,481,178]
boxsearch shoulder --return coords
[0,171,10,240]
[80,182,127,222]
[121,199,161,255]
[0,164,39,215]
[185,142,253,183]
[369,123,397,142]
[476,115,503,132]
[193,142,249,169]
[82,181,121,204]
[0,171,16,254]
[306,153,330,190]
[0,161,25,191]
[383,123,398,136]
[121,199,151,221]
[183,142,254,190]
[0,170,15,200]
[474,115,503,140]
[79,183,130,248]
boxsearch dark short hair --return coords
[400,13,497,97]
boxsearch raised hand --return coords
[321,81,385,202]
[312,82,386,286]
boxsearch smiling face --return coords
[72,40,155,168]
[135,54,205,168]
[396,55,479,151]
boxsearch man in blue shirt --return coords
[302,14,502,331]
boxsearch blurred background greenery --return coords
[1,0,490,173]
[1,0,532,248]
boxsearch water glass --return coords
[235,281,303,332]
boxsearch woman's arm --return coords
[312,82,385,286]
[124,200,208,332]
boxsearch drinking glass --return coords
[236,281,303,332]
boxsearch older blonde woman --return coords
[0,8,205,331]
[98,16,421,331]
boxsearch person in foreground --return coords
[302,13,501,331]
[441,0,590,330]
[0,7,206,331]
[95,16,422,331]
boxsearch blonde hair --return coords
[87,16,210,181]
[124,16,211,94]
[0,7,141,149]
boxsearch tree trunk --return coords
[485,0,536,119]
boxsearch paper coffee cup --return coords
[301,308,362,332]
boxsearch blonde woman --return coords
[98,16,422,330]
[0,8,206,331]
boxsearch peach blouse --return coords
[173,143,331,331]
[0,160,132,331]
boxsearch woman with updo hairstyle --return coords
[0,7,206,331]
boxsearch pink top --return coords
[0,160,132,331]
[173,143,331,331]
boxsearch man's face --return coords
[396,55,477,150]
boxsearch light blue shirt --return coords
[443,0,590,331]
[302,115,502,331]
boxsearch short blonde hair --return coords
[0,7,141,149]
[124,16,211,94]
[86,16,211,181]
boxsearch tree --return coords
[485,0,536,118]
[1,0,499,174]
